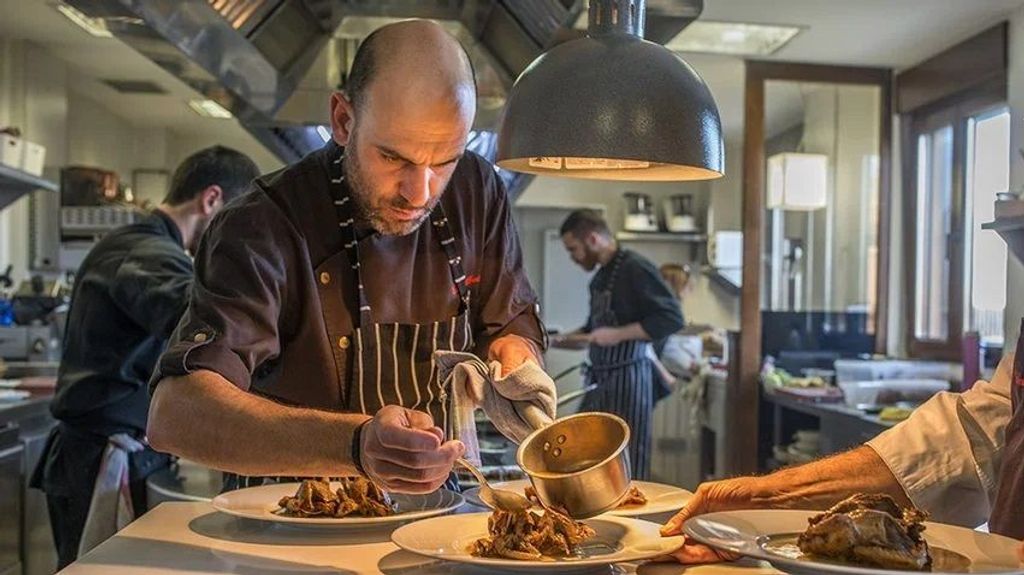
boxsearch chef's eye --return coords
[380,152,400,164]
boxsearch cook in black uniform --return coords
[33,146,260,568]
[554,209,684,479]
[146,20,547,494]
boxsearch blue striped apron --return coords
[579,250,653,480]
[223,146,472,492]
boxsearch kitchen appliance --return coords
[516,411,632,519]
[623,192,658,232]
[0,326,57,362]
[664,194,698,232]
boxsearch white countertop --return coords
[59,502,782,575]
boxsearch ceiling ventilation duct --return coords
[67,0,703,200]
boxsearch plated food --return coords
[683,496,1024,575]
[470,507,596,561]
[275,477,396,518]
[213,481,464,527]
[797,494,931,571]
[392,511,684,571]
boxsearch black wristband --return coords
[351,419,370,477]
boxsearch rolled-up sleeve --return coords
[866,354,1013,527]
[151,189,303,392]
[473,173,546,354]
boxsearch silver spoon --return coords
[456,458,532,512]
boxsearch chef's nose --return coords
[401,165,433,208]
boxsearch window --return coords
[965,109,1010,347]
[906,94,1008,360]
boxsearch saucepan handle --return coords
[517,402,553,431]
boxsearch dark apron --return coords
[579,250,653,480]
[988,318,1024,539]
[31,423,169,569]
[224,147,473,491]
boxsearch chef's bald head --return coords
[344,20,476,115]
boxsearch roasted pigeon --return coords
[471,508,596,561]
[276,477,396,518]
[798,494,931,571]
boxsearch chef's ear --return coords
[199,185,223,216]
[330,91,356,146]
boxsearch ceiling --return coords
[1,0,1022,147]
[0,0,264,141]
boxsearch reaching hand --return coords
[658,478,763,564]
[589,327,623,347]
[359,405,464,493]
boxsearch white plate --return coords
[462,479,692,517]
[684,509,1024,575]
[391,511,683,571]
[0,389,30,402]
[211,482,464,528]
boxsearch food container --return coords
[516,412,632,519]
[0,134,23,170]
[20,140,45,176]
[838,379,949,409]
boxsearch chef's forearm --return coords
[148,370,370,477]
[750,446,912,510]
[615,322,650,342]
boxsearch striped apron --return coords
[989,318,1024,538]
[579,250,653,480]
[223,147,473,491]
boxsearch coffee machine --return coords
[623,192,658,232]
[663,194,698,232]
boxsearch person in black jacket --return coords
[553,209,684,479]
[33,146,260,568]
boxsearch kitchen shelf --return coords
[704,266,742,294]
[0,163,57,212]
[982,217,1024,233]
[615,231,707,243]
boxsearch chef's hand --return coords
[359,405,464,494]
[589,327,625,347]
[489,334,543,377]
[550,332,592,350]
[657,478,756,564]
[1017,540,1023,564]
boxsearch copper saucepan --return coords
[515,405,632,519]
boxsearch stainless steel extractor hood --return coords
[66,0,702,200]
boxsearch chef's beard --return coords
[344,146,439,237]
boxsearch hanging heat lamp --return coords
[496,0,724,182]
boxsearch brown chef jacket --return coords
[151,143,545,412]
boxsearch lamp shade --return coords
[496,0,724,182]
[766,152,828,210]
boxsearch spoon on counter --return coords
[455,458,532,512]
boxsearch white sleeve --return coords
[866,353,1013,527]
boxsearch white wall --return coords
[515,166,742,330]
[0,39,282,281]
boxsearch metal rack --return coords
[0,164,57,212]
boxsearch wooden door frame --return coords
[731,61,893,475]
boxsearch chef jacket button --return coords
[193,333,208,343]
[338,336,350,350]
[319,272,331,285]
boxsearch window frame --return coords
[903,86,1007,360]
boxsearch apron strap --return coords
[327,148,373,327]
[429,204,471,311]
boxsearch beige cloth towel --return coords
[435,351,556,466]
[77,433,144,557]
